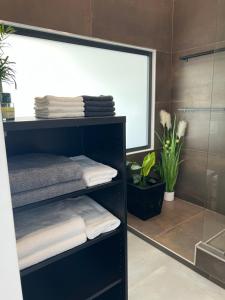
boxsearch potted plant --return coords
[127,152,165,220]
[0,24,16,104]
[156,110,187,201]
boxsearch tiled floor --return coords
[128,232,225,300]
[128,198,225,262]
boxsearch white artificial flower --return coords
[160,110,171,129]
[177,120,187,138]
[165,112,171,129]
[160,110,167,127]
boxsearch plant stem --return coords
[0,80,3,93]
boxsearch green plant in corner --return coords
[0,24,16,93]
[127,152,156,186]
[156,110,187,195]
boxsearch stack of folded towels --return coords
[34,95,85,119]
[9,152,120,269]
[14,196,121,270]
[8,154,118,208]
[8,153,86,208]
[83,95,115,117]
[34,95,115,118]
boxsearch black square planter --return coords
[127,181,165,220]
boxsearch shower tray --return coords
[206,229,225,256]
[195,229,225,285]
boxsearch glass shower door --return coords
[202,45,225,258]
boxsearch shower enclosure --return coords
[128,37,225,284]
[127,0,225,288]
[174,39,225,284]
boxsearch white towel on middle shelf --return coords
[15,200,87,262]
[65,196,121,239]
[70,155,118,187]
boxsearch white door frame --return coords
[0,114,23,300]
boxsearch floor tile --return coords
[128,233,225,300]
[128,198,225,262]
[128,198,204,239]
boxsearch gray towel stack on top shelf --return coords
[83,95,115,117]
[8,153,86,208]
[35,95,85,119]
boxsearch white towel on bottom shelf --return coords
[70,155,118,187]
[65,196,121,239]
[19,233,86,270]
[15,200,87,269]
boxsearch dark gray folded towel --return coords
[84,100,115,107]
[12,179,86,208]
[85,106,115,112]
[8,153,82,194]
[85,111,115,117]
[82,95,113,102]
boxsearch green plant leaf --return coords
[141,152,156,177]
[130,163,142,171]
[0,23,16,90]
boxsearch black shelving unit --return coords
[3,116,127,300]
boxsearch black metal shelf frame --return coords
[4,116,128,300]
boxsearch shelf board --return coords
[3,116,125,131]
[20,227,122,277]
[86,278,122,300]
[13,179,122,212]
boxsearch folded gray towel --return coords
[84,100,115,107]
[12,179,86,208]
[8,153,83,194]
[82,95,113,102]
[85,106,115,112]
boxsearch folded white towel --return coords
[35,107,85,113]
[15,200,86,261]
[19,232,86,270]
[35,103,84,110]
[65,196,121,239]
[35,95,84,105]
[70,155,118,187]
[86,177,112,186]
[35,112,85,118]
